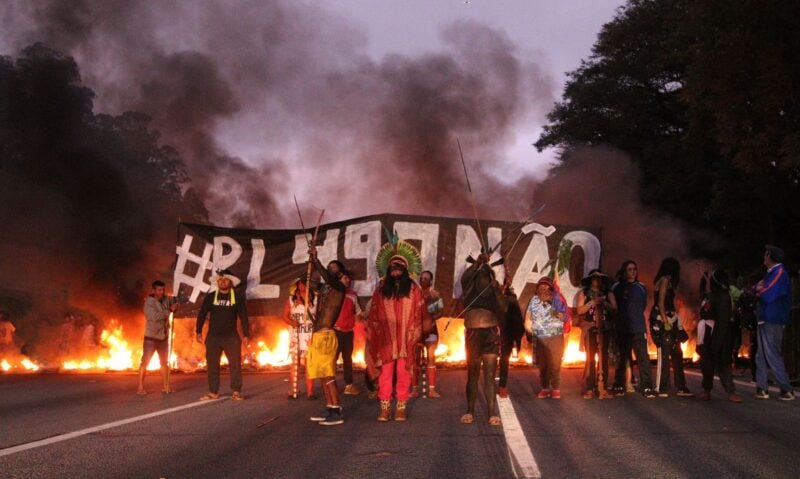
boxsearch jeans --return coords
[756,323,792,392]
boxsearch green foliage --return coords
[536,0,800,268]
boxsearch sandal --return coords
[199,392,220,401]
[488,416,502,426]
[231,391,244,401]
[161,388,174,394]
[136,389,147,396]
[460,413,474,424]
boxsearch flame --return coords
[0,355,41,372]
[62,320,136,371]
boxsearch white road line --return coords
[0,398,224,457]
[497,396,541,479]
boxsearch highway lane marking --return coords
[0,397,224,457]
[497,395,541,479]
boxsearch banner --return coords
[173,213,601,317]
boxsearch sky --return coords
[0,0,626,226]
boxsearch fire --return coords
[62,320,137,371]
[253,330,292,367]
[0,355,41,372]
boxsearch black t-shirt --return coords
[196,289,250,338]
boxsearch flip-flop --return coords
[460,413,474,424]
[231,392,244,401]
[161,388,174,394]
[199,393,219,401]
[488,416,502,426]
[136,390,147,396]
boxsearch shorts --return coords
[465,327,500,358]
[141,337,169,368]
[306,330,338,379]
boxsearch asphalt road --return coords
[1,367,798,479]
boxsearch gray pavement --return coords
[1,367,798,478]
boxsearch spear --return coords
[457,138,487,254]
[293,195,324,399]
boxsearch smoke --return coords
[0,1,714,362]
[0,0,555,226]
[533,147,714,308]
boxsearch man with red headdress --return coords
[367,238,426,422]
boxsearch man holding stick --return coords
[137,280,177,395]
[306,249,347,426]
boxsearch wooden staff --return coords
[293,195,325,398]
[457,138,487,254]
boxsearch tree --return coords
[0,43,208,312]
[536,0,800,268]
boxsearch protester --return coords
[650,257,693,397]
[697,270,741,402]
[754,245,795,400]
[367,240,425,421]
[0,310,17,352]
[611,260,656,398]
[196,269,250,401]
[525,276,569,399]
[460,253,505,425]
[335,271,361,396]
[575,269,615,399]
[498,277,524,398]
[137,280,177,395]
[283,277,316,399]
[306,254,347,425]
[413,270,444,398]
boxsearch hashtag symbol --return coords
[173,234,214,303]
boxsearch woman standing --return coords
[283,278,317,399]
[525,277,569,399]
[651,257,692,397]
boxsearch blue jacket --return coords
[758,264,791,325]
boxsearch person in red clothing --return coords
[335,270,362,395]
[367,239,425,422]
[412,270,444,398]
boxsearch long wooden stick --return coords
[293,196,324,398]
[457,138,487,254]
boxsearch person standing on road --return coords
[754,245,795,401]
[575,270,615,399]
[412,270,444,398]
[525,277,568,400]
[460,253,505,426]
[196,269,250,401]
[283,277,317,399]
[335,271,362,396]
[498,277,524,399]
[650,257,693,398]
[306,254,347,425]
[697,270,742,402]
[368,241,425,422]
[137,280,177,395]
[611,260,657,398]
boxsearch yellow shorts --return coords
[306,330,338,380]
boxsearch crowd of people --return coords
[136,242,796,426]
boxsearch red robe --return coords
[367,282,426,370]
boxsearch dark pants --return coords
[465,327,499,416]
[700,335,735,394]
[536,336,564,390]
[655,339,686,391]
[498,336,516,388]
[205,335,242,393]
[334,329,354,385]
[614,332,652,390]
[584,329,611,391]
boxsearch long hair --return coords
[616,260,638,282]
[654,257,681,288]
[381,271,413,299]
